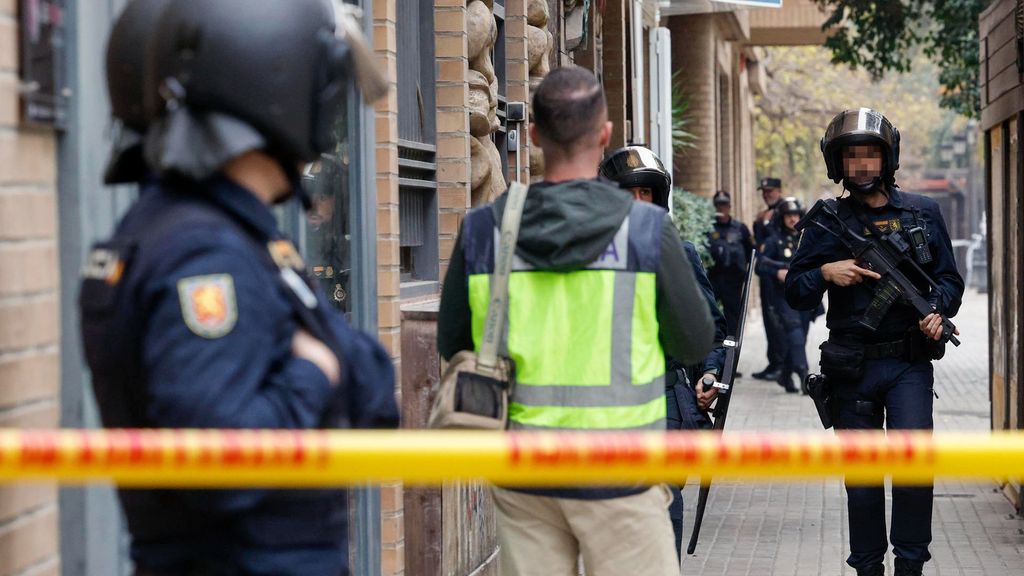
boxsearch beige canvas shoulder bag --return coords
[428,181,527,430]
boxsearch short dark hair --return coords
[532,66,607,150]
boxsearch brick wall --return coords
[373,1,404,574]
[435,0,471,283]
[0,2,61,576]
[668,14,717,198]
[602,1,628,149]
[505,0,530,184]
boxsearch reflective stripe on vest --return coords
[462,201,666,431]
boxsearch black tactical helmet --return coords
[600,146,672,208]
[144,0,355,171]
[820,108,900,186]
[776,196,804,217]
[103,0,169,184]
[713,190,731,205]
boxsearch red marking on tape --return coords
[508,435,522,465]
[22,432,57,466]
[80,433,94,465]
[173,430,188,465]
[583,434,647,466]
[715,438,730,464]
[252,434,265,467]
[222,431,244,466]
[292,431,305,464]
[198,434,214,465]
[509,433,650,468]
[664,434,699,465]
[798,442,813,465]
[128,432,144,464]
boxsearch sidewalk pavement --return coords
[680,290,1024,575]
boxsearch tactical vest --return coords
[461,202,666,431]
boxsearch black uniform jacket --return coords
[79,175,398,575]
[784,188,964,343]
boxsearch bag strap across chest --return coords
[478,181,528,375]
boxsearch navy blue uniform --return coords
[785,188,963,571]
[757,228,817,385]
[707,218,753,336]
[79,175,398,576]
[666,240,728,558]
[754,203,784,372]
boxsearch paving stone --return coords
[679,291,1023,575]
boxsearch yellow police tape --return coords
[0,429,1018,487]
[0,426,1011,483]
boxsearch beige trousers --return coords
[491,485,681,576]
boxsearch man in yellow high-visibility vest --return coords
[438,66,715,576]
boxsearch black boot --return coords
[856,565,884,576]
[753,365,781,380]
[894,558,924,576]
[778,372,799,393]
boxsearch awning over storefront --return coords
[659,0,781,15]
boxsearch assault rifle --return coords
[797,199,960,347]
[686,249,756,555]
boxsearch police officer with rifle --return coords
[785,108,965,576]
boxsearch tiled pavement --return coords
[679,291,1024,575]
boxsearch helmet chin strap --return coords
[842,176,882,196]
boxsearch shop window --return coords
[398,141,438,282]
[301,146,352,314]
[276,91,355,317]
[397,0,438,285]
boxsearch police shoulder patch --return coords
[177,274,237,339]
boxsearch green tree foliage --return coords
[754,46,968,200]
[672,188,716,269]
[814,0,989,117]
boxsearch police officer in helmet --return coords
[601,145,728,558]
[80,1,397,574]
[599,145,672,207]
[103,0,165,185]
[785,109,964,576]
[708,190,753,339]
[756,197,819,394]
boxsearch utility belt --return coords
[820,330,942,382]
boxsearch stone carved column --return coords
[526,0,552,181]
[467,0,505,206]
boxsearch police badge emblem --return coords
[177,274,238,338]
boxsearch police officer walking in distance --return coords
[79,2,397,574]
[707,190,753,338]
[753,177,785,380]
[785,109,964,576]
[757,198,817,394]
